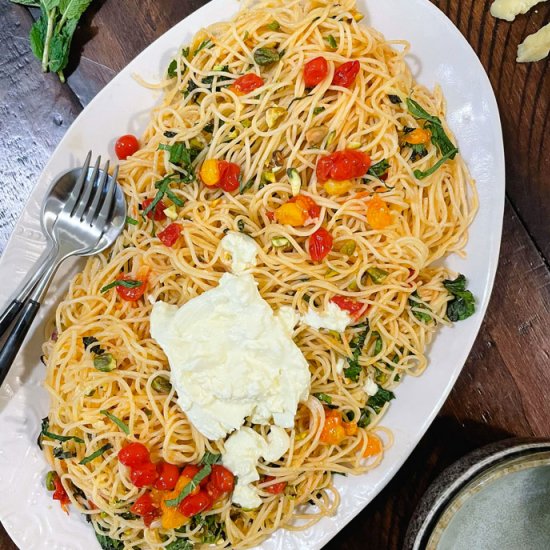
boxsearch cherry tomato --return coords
[142,198,167,221]
[154,462,180,491]
[330,296,365,320]
[209,465,235,493]
[52,475,70,513]
[218,161,241,192]
[115,134,140,160]
[130,461,159,488]
[116,274,148,302]
[178,490,213,517]
[266,211,276,221]
[316,150,371,182]
[181,464,209,488]
[158,223,182,247]
[131,492,158,517]
[230,73,264,95]
[118,442,150,467]
[332,60,360,88]
[206,480,224,501]
[320,409,346,445]
[303,56,329,87]
[309,227,333,262]
[263,476,287,494]
[288,195,321,220]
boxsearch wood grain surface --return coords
[0,1,549,549]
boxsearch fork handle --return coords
[0,300,24,337]
[0,300,40,386]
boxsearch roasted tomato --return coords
[304,56,329,87]
[309,228,333,262]
[332,60,360,88]
[316,150,371,183]
[230,73,264,95]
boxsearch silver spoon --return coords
[0,151,127,385]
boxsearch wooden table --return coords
[0,1,549,548]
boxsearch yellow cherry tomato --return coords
[200,159,221,187]
[275,202,308,226]
[367,195,392,229]
[403,128,432,145]
[324,179,352,196]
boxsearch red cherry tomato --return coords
[209,465,235,493]
[218,161,241,192]
[130,492,158,516]
[157,223,182,247]
[263,476,287,495]
[115,134,140,160]
[118,442,150,467]
[288,195,321,220]
[52,475,70,512]
[330,296,365,320]
[142,198,167,221]
[316,150,371,182]
[178,490,213,517]
[266,211,275,221]
[230,73,264,95]
[303,56,329,87]
[309,228,333,262]
[154,462,180,491]
[206,480,224,501]
[332,60,360,88]
[181,464,209,488]
[116,274,148,302]
[130,461,159,488]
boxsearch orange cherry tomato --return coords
[275,203,308,226]
[142,198,167,221]
[52,474,70,513]
[332,60,360,88]
[330,296,365,320]
[178,490,213,517]
[303,56,329,87]
[316,150,371,182]
[218,161,241,192]
[288,195,321,220]
[115,134,140,160]
[154,462,180,491]
[158,223,182,247]
[118,442,150,467]
[230,73,264,95]
[320,409,346,445]
[263,476,287,494]
[363,433,383,458]
[130,461,159,488]
[366,195,392,230]
[309,227,333,262]
[209,464,235,493]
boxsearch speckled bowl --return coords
[404,439,550,550]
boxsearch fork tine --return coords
[84,160,110,226]
[97,166,119,227]
[62,151,92,215]
[73,155,101,219]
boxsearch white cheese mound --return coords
[490,0,546,21]
[220,231,260,273]
[222,426,290,509]
[150,273,310,440]
[302,301,352,333]
[517,22,550,62]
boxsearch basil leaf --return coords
[200,452,221,465]
[194,39,212,55]
[100,280,142,293]
[368,387,395,414]
[343,322,370,382]
[79,443,113,465]
[125,216,139,226]
[53,446,76,460]
[443,274,467,294]
[406,98,440,124]
[254,47,281,66]
[372,331,383,355]
[100,410,130,435]
[167,59,178,78]
[166,538,194,550]
[443,275,475,322]
[191,513,226,544]
[367,159,390,179]
[408,291,432,323]
[40,417,84,444]
[413,147,458,179]
[166,464,212,507]
[239,178,255,195]
[95,530,124,550]
[314,393,333,405]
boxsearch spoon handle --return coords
[0,301,40,386]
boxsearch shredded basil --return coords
[53,446,76,460]
[367,159,390,179]
[408,291,432,323]
[239,177,255,195]
[40,417,84,445]
[314,393,333,405]
[100,410,130,435]
[194,39,213,55]
[125,216,139,226]
[368,388,395,414]
[166,464,212,507]
[343,322,370,381]
[324,35,338,49]
[80,443,113,465]
[100,280,142,293]
[201,451,221,465]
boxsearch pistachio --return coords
[287,168,301,196]
[266,107,287,129]
[305,126,329,145]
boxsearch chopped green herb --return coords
[40,417,84,445]
[151,376,172,393]
[413,147,458,179]
[125,216,139,226]
[253,47,281,66]
[325,35,338,49]
[367,159,390,179]
[239,177,255,194]
[368,387,395,414]
[95,530,124,550]
[408,291,432,323]
[344,322,370,381]
[410,143,428,163]
[142,175,186,220]
[93,353,116,372]
[372,331,383,355]
[443,274,476,321]
[167,59,178,78]
[357,408,371,428]
[313,106,326,115]
[166,538,194,550]
[53,446,76,460]
[267,20,280,31]
[388,94,402,104]
[166,464,213,507]
[100,280,142,294]
[367,267,389,284]
[201,452,221,465]
[201,65,231,89]
[194,39,213,55]
[158,144,199,184]
[191,513,226,544]
[100,410,130,435]
[80,443,113,465]
[314,393,333,405]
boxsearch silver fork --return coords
[0,152,127,385]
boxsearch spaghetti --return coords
[42,0,478,548]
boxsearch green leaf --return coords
[79,443,113,465]
[314,393,333,405]
[42,0,61,10]
[413,147,459,179]
[100,279,142,293]
[10,0,40,6]
[193,39,212,55]
[372,331,382,355]
[406,98,440,125]
[408,291,432,323]
[410,143,428,162]
[58,0,92,22]
[53,446,76,460]
[368,387,395,414]
[166,538,194,550]
[95,530,124,550]
[253,47,281,66]
[239,178,255,195]
[126,216,139,226]
[191,513,225,544]
[200,451,221,465]
[343,322,370,382]
[165,464,212,507]
[29,15,47,60]
[367,159,390,179]
[100,410,130,434]
[444,275,475,321]
[40,417,84,444]
[48,16,78,73]
[427,120,458,158]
